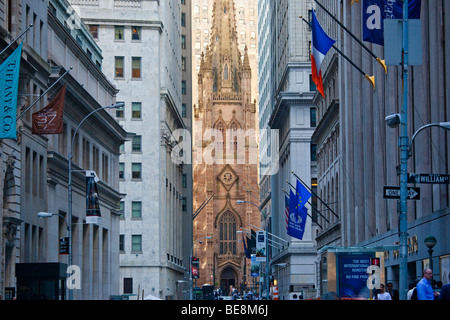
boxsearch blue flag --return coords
[296,179,312,211]
[288,189,308,240]
[0,42,22,139]
[363,0,421,45]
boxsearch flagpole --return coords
[291,171,340,219]
[0,24,33,57]
[285,181,330,224]
[17,67,72,120]
[300,15,375,90]
[282,189,323,228]
[313,0,387,74]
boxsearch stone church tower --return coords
[193,0,260,294]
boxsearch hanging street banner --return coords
[362,0,422,46]
[0,42,22,139]
[251,254,260,277]
[408,173,450,184]
[383,186,421,200]
[86,171,102,224]
[255,231,266,262]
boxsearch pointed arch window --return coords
[223,64,229,80]
[219,212,237,254]
[215,121,225,153]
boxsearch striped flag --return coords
[310,10,335,97]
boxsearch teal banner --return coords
[0,43,22,139]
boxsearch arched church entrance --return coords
[220,266,237,296]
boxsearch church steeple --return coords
[201,0,242,94]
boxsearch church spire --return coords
[204,0,242,93]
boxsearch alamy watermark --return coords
[170,122,279,175]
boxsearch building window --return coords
[116,102,124,118]
[115,57,124,78]
[89,25,99,39]
[132,135,142,152]
[132,201,142,219]
[182,56,186,71]
[182,104,187,117]
[182,197,187,212]
[132,57,141,78]
[131,26,141,41]
[123,278,133,294]
[309,74,316,92]
[310,108,317,127]
[132,235,142,252]
[119,235,125,251]
[219,212,237,255]
[181,35,186,49]
[182,81,186,95]
[132,163,142,179]
[182,174,187,188]
[181,13,186,27]
[119,162,124,179]
[132,102,142,119]
[311,144,317,162]
[115,26,124,40]
[119,201,125,219]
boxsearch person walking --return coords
[376,284,392,300]
[416,268,440,300]
[387,282,399,300]
[440,274,450,300]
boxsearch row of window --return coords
[89,25,142,42]
[114,56,141,79]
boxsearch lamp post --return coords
[408,122,450,158]
[67,102,124,300]
[189,235,211,300]
[424,235,437,278]
[236,200,270,300]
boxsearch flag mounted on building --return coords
[363,0,422,45]
[0,42,23,139]
[285,194,290,231]
[310,10,336,97]
[288,189,308,240]
[32,85,66,134]
[86,171,102,225]
[296,179,312,211]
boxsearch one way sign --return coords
[383,186,421,200]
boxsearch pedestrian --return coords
[407,280,419,300]
[386,282,399,300]
[439,274,450,300]
[376,284,392,300]
[416,268,440,300]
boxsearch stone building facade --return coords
[193,0,259,294]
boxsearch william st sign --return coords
[408,173,450,184]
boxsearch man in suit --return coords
[387,282,399,300]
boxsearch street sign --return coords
[383,186,421,200]
[59,237,69,255]
[408,173,450,184]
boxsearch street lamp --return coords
[424,235,437,278]
[189,235,211,300]
[408,122,450,158]
[236,200,270,300]
[67,102,124,300]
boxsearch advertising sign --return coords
[251,254,260,277]
[191,257,199,279]
[338,254,372,297]
[256,231,266,262]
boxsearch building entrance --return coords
[220,267,237,296]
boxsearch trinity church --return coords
[193,0,260,294]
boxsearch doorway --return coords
[220,267,237,296]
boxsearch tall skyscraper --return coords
[71,0,193,299]
[192,0,260,294]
